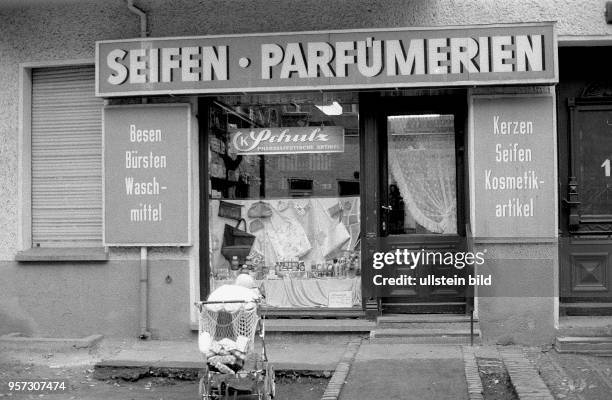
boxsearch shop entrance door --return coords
[559,98,612,313]
[371,94,468,313]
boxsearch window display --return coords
[207,92,361,309]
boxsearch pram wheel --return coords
[199,370,275,399]
[198,367,212,400]
[198,367,225,400]
[264,364,275,399]
[198,375,208,399]
[198,376,206,399]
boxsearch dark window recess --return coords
[288,178,314,197]
[338,180,360,196]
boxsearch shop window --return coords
[208,92,361,309]
[29,66,103,247]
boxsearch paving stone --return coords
[321,339,362,400]
[499,347,554,400]
[461,346,484,400]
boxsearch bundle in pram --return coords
[197,294,259,374]
[205,336,250,373]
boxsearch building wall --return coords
[0,257,192,339]
[475,243,558,345]
[1,0,611,340]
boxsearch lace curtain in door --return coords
[388,122,457,234]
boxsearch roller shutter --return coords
[31,66,103,247]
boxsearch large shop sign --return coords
[470,95,556,239]
[103,104,191,246]
[96,23,556,97]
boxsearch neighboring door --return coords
[373,95,468,312]
[560,98,612,309]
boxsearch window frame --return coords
[17,59,107,261]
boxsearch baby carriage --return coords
[195,299,275,399]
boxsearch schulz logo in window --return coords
[228,126,345,155]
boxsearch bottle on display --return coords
[230,256,240,271]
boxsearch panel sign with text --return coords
[228,126,344,155]
[96,23,556,97]
[104,104,191,246]
[328,291,354,308]
[471,96,555,239]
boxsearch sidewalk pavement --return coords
[95,338,348,373]
[339,344,469,400]
[2,335,575,399]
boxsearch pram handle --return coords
[195,299,261,305]
[194,299,263,312]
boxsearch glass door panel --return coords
[386,114,457,235]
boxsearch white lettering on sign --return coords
[232,127,328,152]
[485,170,541,190]
[107,49,128,85]
[130,124,162,142]
[486,112,546,219]
[130,203,162,222]
[495,143,532,162]
[307,42,335,78]
[125,176,161,195]
[229,126,344,155]
[280,43,309,79]
[495,198,534,217]
[260,35,544,80]
[107,45,228,85]
[125,151,167,169]
[493,116,533,135]
[449,37,479,74]
[385,39,425,76]
[488,115,541,218]
[105,34,545,84]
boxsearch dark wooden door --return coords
[371,95,468,311]
[560,99,612,308]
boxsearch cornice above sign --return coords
[96,22,557,97]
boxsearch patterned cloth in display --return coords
[212,278,361,308]
[262,277,361,307]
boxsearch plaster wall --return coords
[474,243,558,345]
[0,259,191,338]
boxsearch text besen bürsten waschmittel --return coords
[372,249,491,287]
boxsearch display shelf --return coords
[261,307,365,319]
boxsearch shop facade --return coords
[0,0,610,345]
